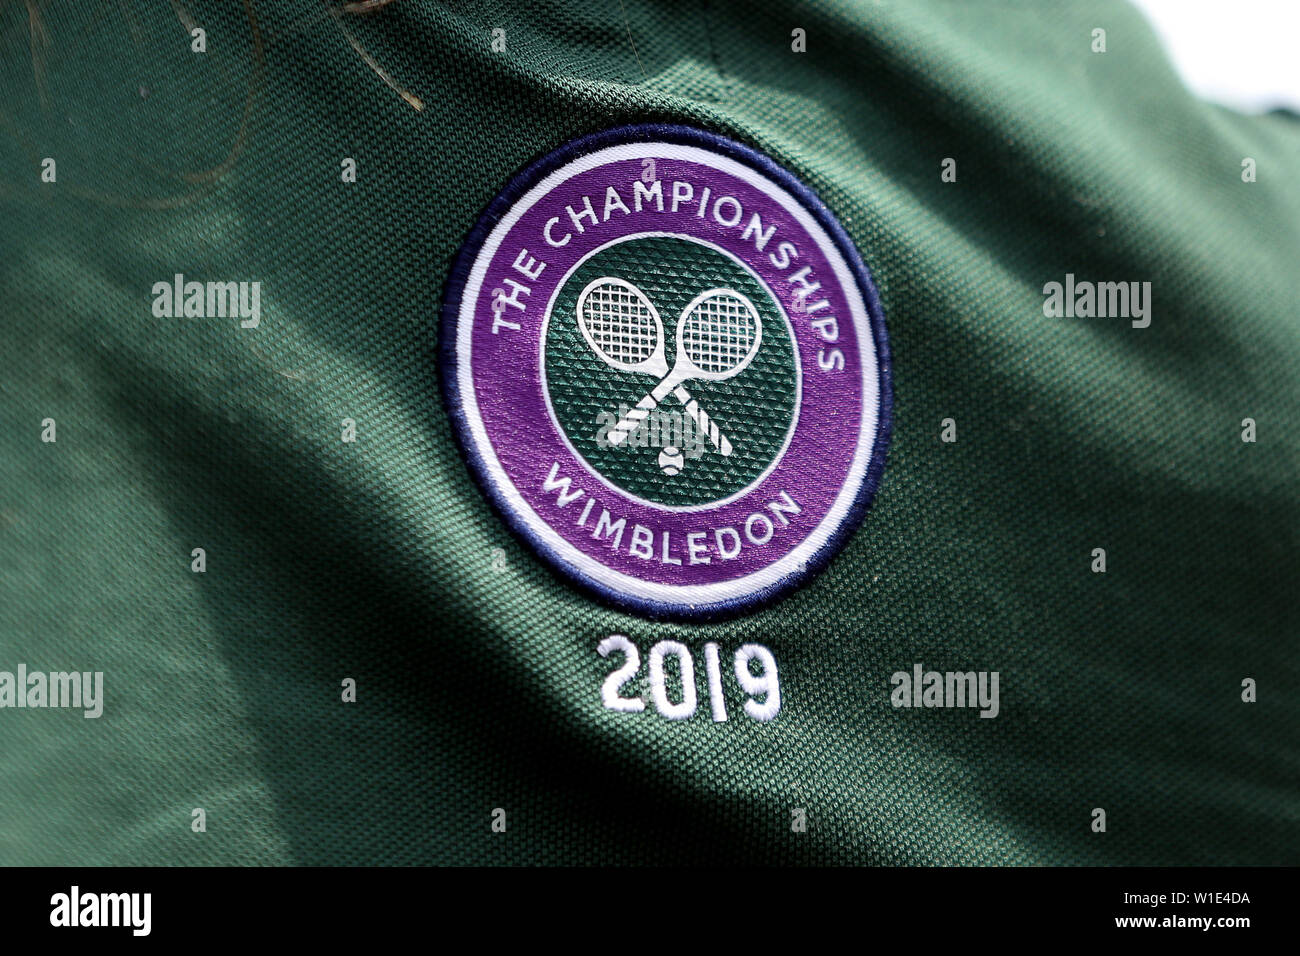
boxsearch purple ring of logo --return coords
[440,125,892,619]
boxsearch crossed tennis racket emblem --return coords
[576,277,764,460]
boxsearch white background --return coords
[1129,0,1300,112]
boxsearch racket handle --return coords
[674,386,733,457]
[608,373,681,446]
[607,393,659,446]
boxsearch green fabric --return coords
[1,0,1297,866]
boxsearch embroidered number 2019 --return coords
[597,635,780,722]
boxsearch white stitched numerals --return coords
[734,644,780,721]
[597,637,780,723]
[702,642,727,722]
[648,640,696,720]
[597,635,645,712]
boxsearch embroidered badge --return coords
[441,125,892,618]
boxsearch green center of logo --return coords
[544,235,797,507]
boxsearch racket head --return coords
[675,288,764,382]
[575,277,665,375]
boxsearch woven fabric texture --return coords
[0,0,1297,865]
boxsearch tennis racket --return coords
[576,278,739,456]
[575,277,667,378]
[605,288,763,457]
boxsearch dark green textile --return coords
[1,0,1297,865]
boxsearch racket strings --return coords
[581,284,658,366]
[681,295,757,374]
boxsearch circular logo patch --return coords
[440,125,892,619]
